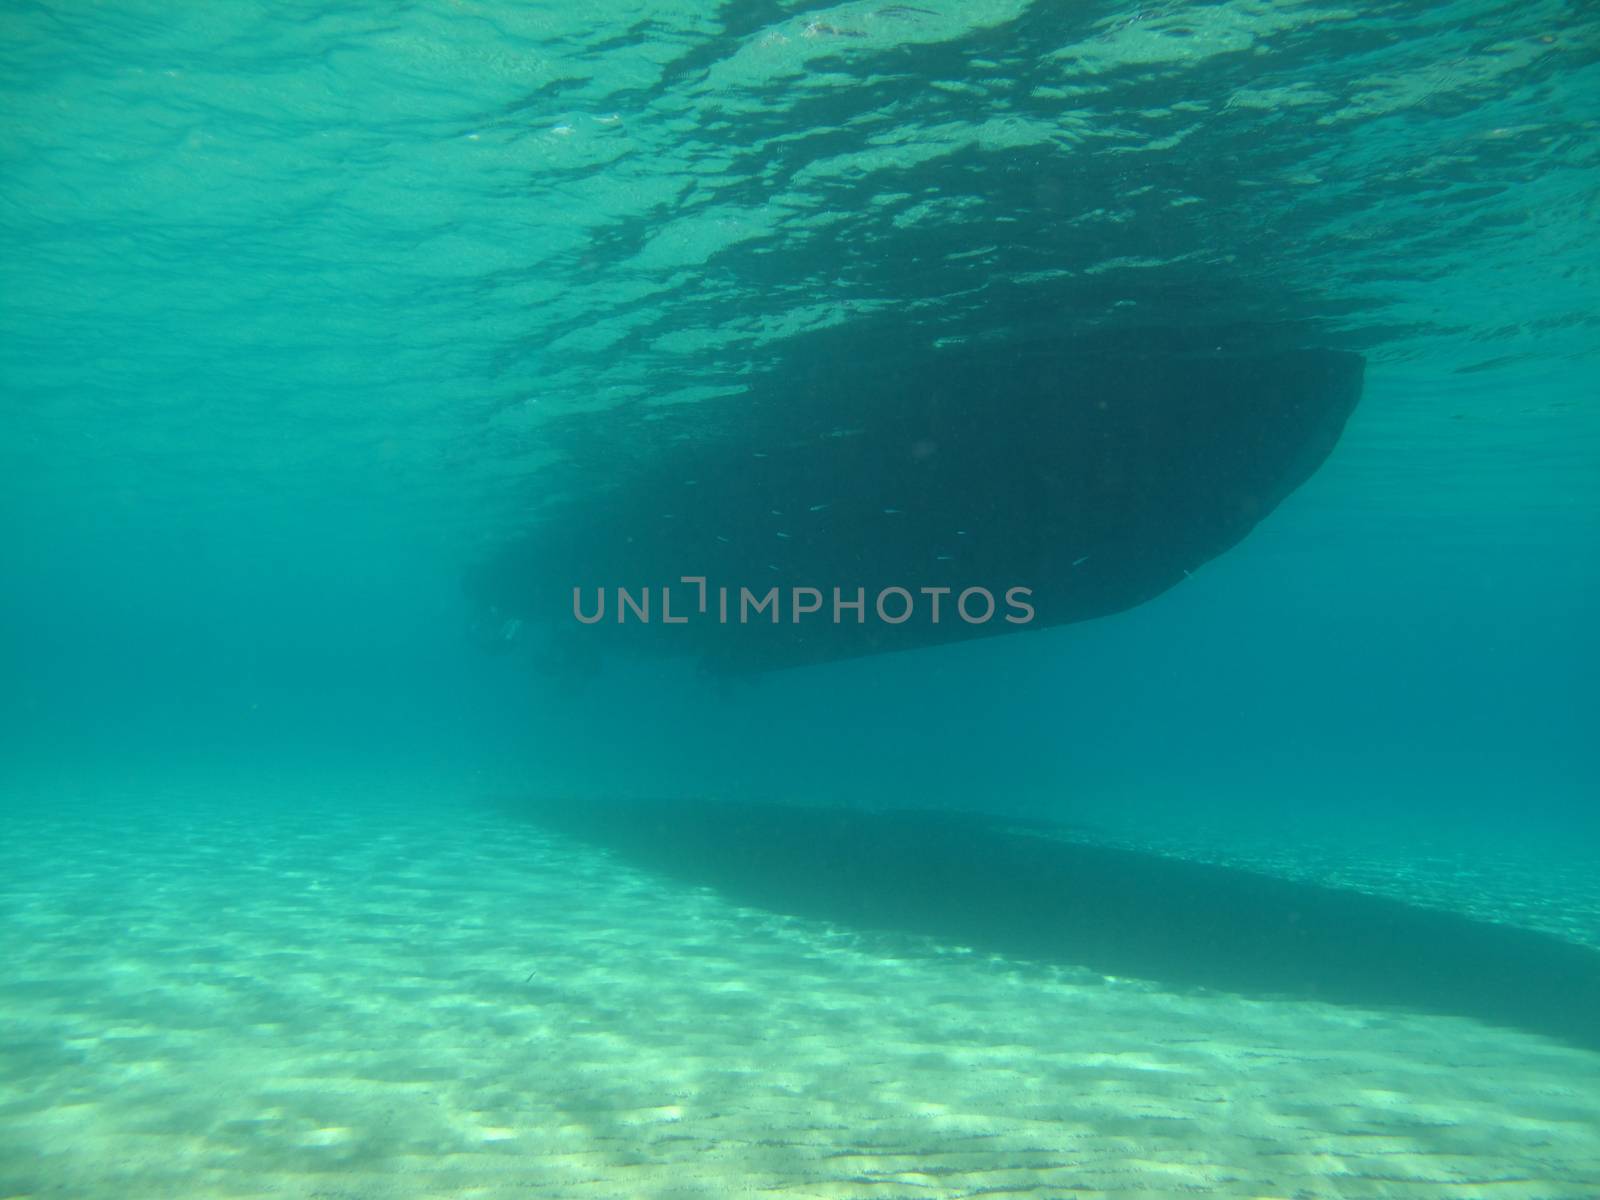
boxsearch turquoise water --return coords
[2,2,1599,1196]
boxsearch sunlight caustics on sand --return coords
[2,794,1597,1199]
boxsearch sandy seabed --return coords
[2,790,1597,1200]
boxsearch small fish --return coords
[1072,555,1090,567]
[936,555,953,561]
[883,507,903,514]
[808,503,829,512]
[752,452,768,458]
[715,535,730,543]
[770,509,783,515]
[776,532,791,539]
[767,564,779,571]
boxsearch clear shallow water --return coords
[4,795,1600,1198]
[2,1,1598,1196]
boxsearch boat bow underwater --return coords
[468,323,1364,674]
